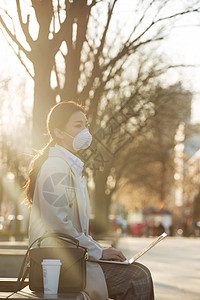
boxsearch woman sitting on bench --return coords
[25,101,154,300]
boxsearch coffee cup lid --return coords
[41,259,62,266]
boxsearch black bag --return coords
[16,233,88,293]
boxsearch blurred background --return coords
[0,0,200,241]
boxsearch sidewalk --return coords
[117,236,200,300]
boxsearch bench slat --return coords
[0,279,28,292]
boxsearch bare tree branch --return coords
[0,27,33,78]
[53,58,61,92]
[79,0,117,100]
[0,14,30,58]
[49,15,71,57]
[56,0,61,29]
[129,8,200,47]
[89,0,104,8]
[16,0,34,48]
[146,63,200,80]
[127,0,155,44]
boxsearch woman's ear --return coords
[54,128,64,139]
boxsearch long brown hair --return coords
[25,101,84,205]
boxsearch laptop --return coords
[94,232,167,265]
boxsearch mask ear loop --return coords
[64,132,74,139]
[64,131,78,151]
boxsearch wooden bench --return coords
[0,280,84,299]
[0,249,26,278]
[0,278,28,292]
[0,241,28,250]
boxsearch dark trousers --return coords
[100,262,154,300]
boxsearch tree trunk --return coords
[61,2,90,102]
[0,172,3,213]
[32,62,56,149]
[93,167,111,234]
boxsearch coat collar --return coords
[49,146,84,177]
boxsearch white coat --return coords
[29,146,108,300]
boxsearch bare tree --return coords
[114,83,192,212]
[0,0,199,232]
[0,0,199,146]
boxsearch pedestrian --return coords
[157,222,165,236]
[25,101,154,299]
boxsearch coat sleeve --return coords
[37,157,103,260]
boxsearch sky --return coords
[162,14,200,123]
[0,0,200,123]
[113,0,200,123]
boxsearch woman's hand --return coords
[101,247,127,262]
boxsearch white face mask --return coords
[64,128,92,151]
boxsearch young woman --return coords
[25,101,154,299]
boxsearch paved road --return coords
[117,236,200,300]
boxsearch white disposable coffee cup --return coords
[41,259,62,294]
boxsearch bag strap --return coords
[15,234,44,292]
[37,232,79,247]
[15,232,87,293]
[15,244,32,292]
